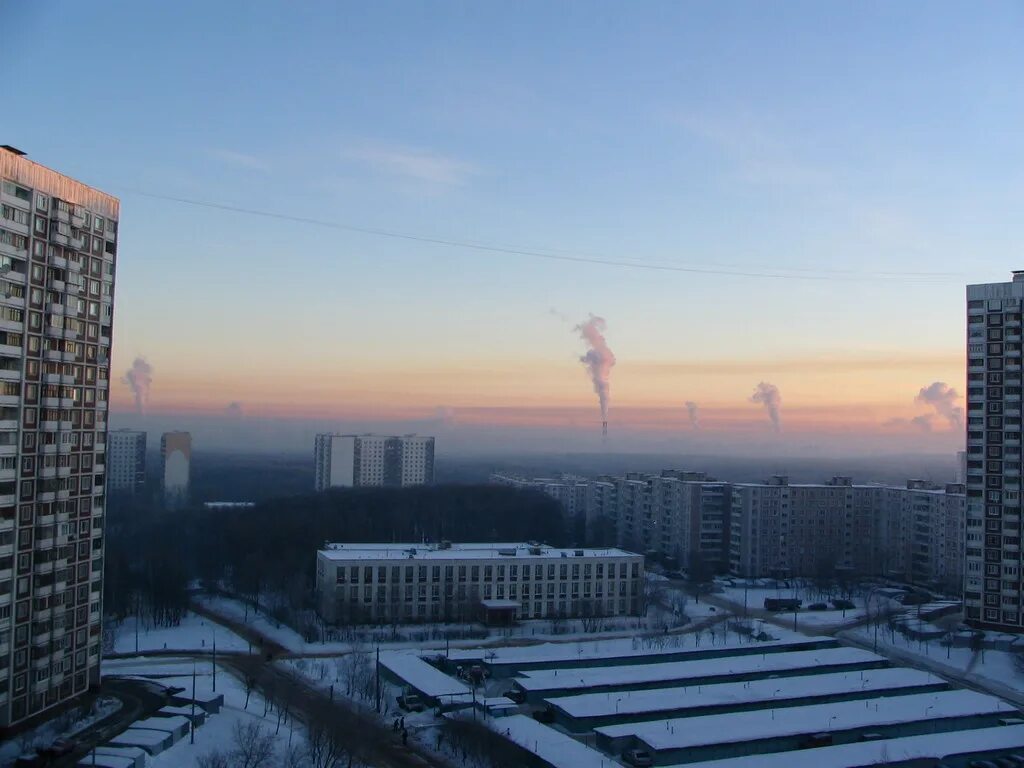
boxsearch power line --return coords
[117,187,963,283]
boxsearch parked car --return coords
[504,688,527,704]
[622,748,654,767]
[799,733,833,749]
[808,602,828,611]
[832,598,855,610]
[41,738,77,757]
[397,693,425,712]
[532,706,555,723]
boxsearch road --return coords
[51,677,171,767]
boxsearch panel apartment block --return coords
[965,273,1024,631]
[313,433,435,491]
[106,428,145,496]
[0,147,117,730]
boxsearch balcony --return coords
[51,254,67,269]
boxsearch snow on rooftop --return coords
[318,542,638,561]
[548,667,940,719]
[483,714,613,768]
[668,724,1024,768]
[109,728,171,747]
[515,647,882,693]
[448,636,833,667]
[378,651,470,698]
[595,690,1014,751]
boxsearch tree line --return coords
[104,485,568,632]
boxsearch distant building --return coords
[107,428,146,496]
[965,273,1024,631]
[313,433,434,490]
[955,450,968,484]
[315,542,644,624]
[161,431,191,509]
[491,467,966,590]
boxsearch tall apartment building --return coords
[313,434,434,491]
[0,147,117,731]
[160,431,191,510]
[965,273,1024,631]
[106,429,146,496]
[315,541,644,624]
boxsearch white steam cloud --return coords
[122,357,153,415]
[914,381,964,429]
[685,401,700,429]
[575,314,616,421]
[750,381,782,432]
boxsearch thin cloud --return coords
[676,111,824,187]
[341,141,477,187]
[207,148,271,172]
[632,353,962,376]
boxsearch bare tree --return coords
[303,712,351,768]
[196,751,231,768]
[229,721,276,768]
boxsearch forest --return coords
[103,484,568,636]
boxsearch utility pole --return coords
[190,661,197,744]
[212,628,217,692]
[375,646,381,713]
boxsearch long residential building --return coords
[315,542,644,625]
[965,273,1024,631]
[314,433,434,491]
[0,147,118,731]
[491,469,966,592]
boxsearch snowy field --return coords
[196,593,721,656]
[840,622,1024,706]
[103,657,306,768]
[713,584,871,630]
[110,611,252,655]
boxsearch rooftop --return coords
[596,689,1013,751]
[514,647,883,693]
[318,542,639,562]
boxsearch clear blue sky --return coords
[4,1,1021,453]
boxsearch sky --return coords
[3,1,1022,455]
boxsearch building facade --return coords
[0,147,118,730]
[106,429,145,496]
[965,273,1024,631]
[160,431,191,510]
[490,467,965,592]
[315,542,644,624]
[313,434,434,491]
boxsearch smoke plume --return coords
[122,357,153,415]
[575,314,616,421]
[685,401,700,429]
[914,382,964,429]
[750,381,782,432]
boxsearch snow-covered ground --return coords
[714,584,870,631]
[102,657,305,768]
[0,696,121,766]
[840,622,1024,705]
[109,611,251,655]
[195,593,721,656]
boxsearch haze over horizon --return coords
[7,2,1021,455]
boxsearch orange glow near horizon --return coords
[107,351,966,435]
